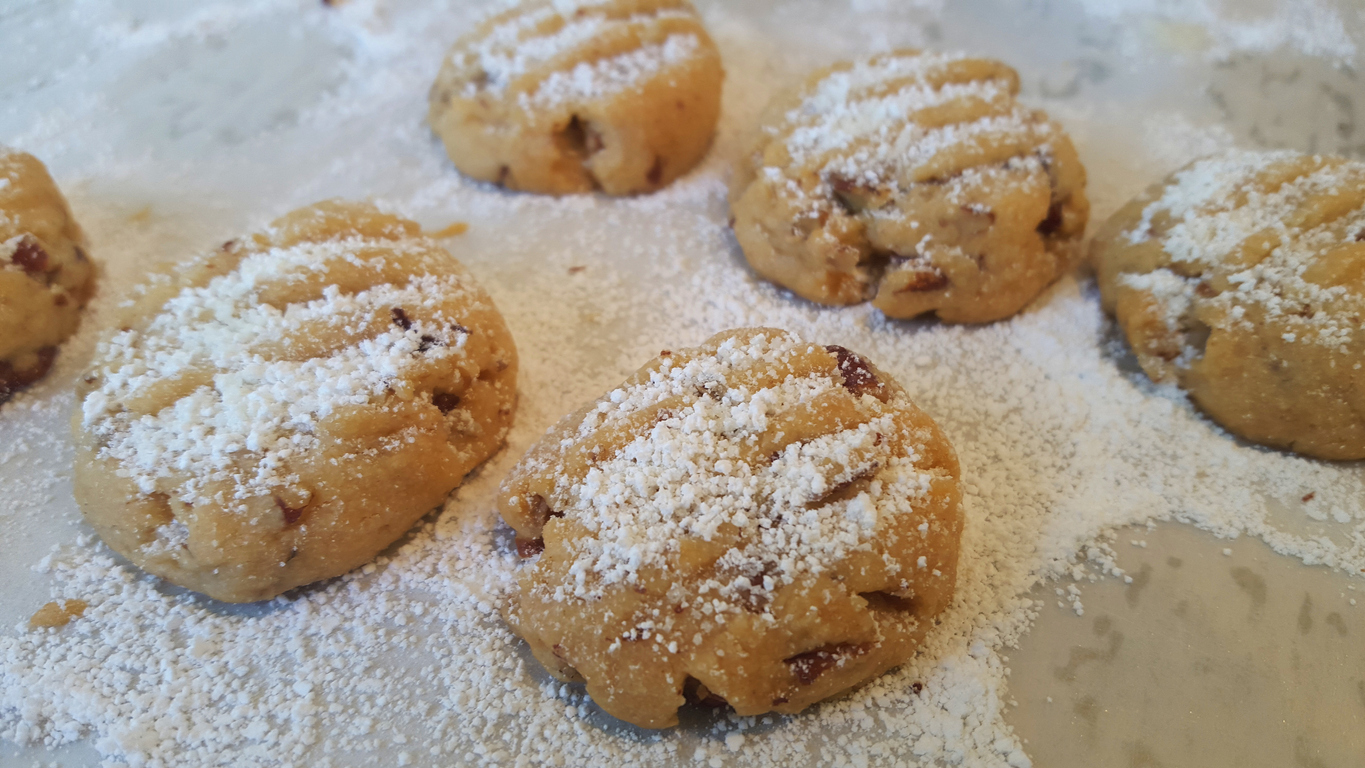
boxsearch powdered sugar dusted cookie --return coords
[73,201,518,602]
[428,0,723,195]
[731,50,1088,323]
[1094,150,1365,460]
[498,328,962,728]
[0,149,95,402]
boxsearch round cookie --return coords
[497,328,962,728]
[1093,150,1365,460]
[0,149,95,402]
[730,50,1089,323]
[428,0,723,196]
[73,201,518,603]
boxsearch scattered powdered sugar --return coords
[1074,0,1358,62]
[1,1,1363,767]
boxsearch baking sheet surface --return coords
[1,1,1363,766]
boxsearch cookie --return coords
[497,328,962,728]
[730,50,1088,323]
[0,149,95,402]
[428,0,723,195]
[1094,150,1365,460]
[73,201,518,603]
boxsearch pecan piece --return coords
[0,346,58,403]
[887,253,950,293]
[684,677,728,708]
[1037,201,1065,236]
[432,392,461,413]
[825,345,888,400]
[528,494,563,528]
[562,116,604,157]
[275,496,307,526]
[11,236,49,277]
[859,591,917,612]
[808,463,881,508]
[785,643,870,685]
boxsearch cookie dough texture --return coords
[1094,150,1365,460]
[730,50,1088,323]
[0,149,95,402]
[428,0,723,195]
[498,328,962,728]
[73,201,518,602]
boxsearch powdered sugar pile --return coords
[0,0,1362,767]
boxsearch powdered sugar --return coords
[527,33,702,108]
[533,332,936,608]
[0,150,27,232]
[81,233,484,510]
[454,0,701,102]
[1121,149,1365,350]
[773,50,1053,207]
[1,0,1363,767]
[1075,0,1357,62]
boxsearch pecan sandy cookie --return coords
[73,201,518,602]
[428,0,723,195]
[730,50,1088,323]
[0,149,95,402]
[498,328,962,728]
[1094,150,1365,460]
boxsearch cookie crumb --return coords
[426,221,469,238]
[29,599,87,628]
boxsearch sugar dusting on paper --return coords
[0,1,1362,767]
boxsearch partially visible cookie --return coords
[74,201,518,602]
[730,50,1088,323]
[428,0,723,195]
[1093,150,1365,460]
[0,149,95,402]
[498,328,963,728]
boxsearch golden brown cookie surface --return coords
[428,0,723,196]
[0,149,95,402]
[73,201,518,602]
[1093,150,1365,460]
[498,328,962,728]
[730,50,1088,323]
